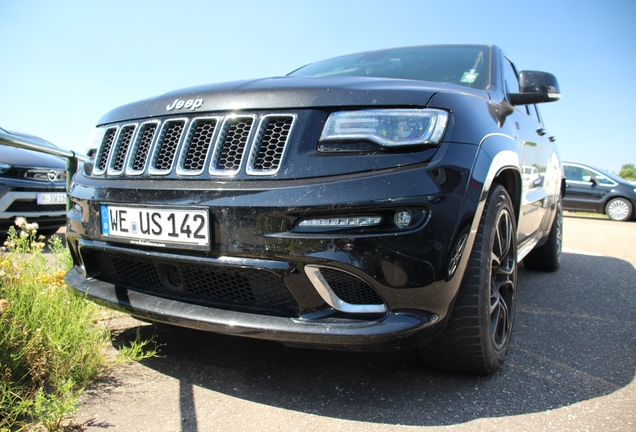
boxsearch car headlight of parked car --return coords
[0,162,12,175]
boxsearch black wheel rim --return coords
[490,208,516,350]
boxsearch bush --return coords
[0,218,109,430]
[619,163,636,182]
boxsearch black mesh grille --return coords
[97,128,117,171]
[154,121,185,171]
[81,249,299,317]
[320,268,384,305]
[95,250,163,289]
[182,119,217,171]
[253,117,293,171]
[112,125,136,171]
[214,117,253,171]
[6,201,66,212]
[132,123,158,171]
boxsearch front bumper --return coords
[0,179,67,230]
[65,143,481,348]
[66,265,439,349]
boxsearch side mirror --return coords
[509,71,561,105]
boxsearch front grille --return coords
[150,120,186,175]
[95,128,117,173]
[247,115,294,175]
[211,116,254,175]
[131,123,158,173]
[6,201,66,213]
[93,113,297,179]
[319,268,384,305]
[81,249,299,317]
[179,118,217,173]
[4,169,67,182]
[111,125,136,173]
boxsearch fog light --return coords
[394,211,412,229]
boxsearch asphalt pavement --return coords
[73,214,636,431]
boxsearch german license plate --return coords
[37,192,67,205]
[100,205,210,247]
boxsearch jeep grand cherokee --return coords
[65,45,563,375]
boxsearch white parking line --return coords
[562,248,603,257]
[590,224,629,230]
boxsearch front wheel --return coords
[606,198,633,221]
[418,184,517,375]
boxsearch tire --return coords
[523,199,562,272]
[606,198,633,221]
[418,184,517,375]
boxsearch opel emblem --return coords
[47,170,59,182]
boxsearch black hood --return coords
[1,130,65,169]
[98,76,487,124]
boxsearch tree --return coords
[619,164,636,182]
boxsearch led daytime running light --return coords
[299,216,382,228]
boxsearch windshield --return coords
[289,45,491,89]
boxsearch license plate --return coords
[100,205,210,247]
[37,192,67,205]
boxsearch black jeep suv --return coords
[66,45,563,375]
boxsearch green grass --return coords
[0,219,157,431]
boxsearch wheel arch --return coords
[492,167,522,224]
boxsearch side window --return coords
[564,165,587,182]
[591,170,615,186]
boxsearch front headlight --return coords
[320,109,448,148]
[0,162,12,175]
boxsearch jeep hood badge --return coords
[166,98,204,111]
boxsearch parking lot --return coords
[75,214,635,431]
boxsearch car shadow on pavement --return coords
[111,251,636,427]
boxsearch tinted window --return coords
[564,165,588,182]
[290,46,491,89]
[565,165,616,185]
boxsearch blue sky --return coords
[1,0,635,173]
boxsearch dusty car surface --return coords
[563,162,636,221]
[0,127,68,234]
[65,45,563,375]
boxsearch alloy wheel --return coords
[489,208,516,349]
[607,199,630,221]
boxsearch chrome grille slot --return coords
[149,119,186,175]
[177,117,218,176]
[247,115,296,176]
[97,112,295,178]
[127,122,159,175]
[94,127,117,175]
[210,116,255,176]
[108,124,136,175]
